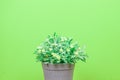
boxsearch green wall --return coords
[0,0,120,80]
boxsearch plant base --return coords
[42,63,75,80]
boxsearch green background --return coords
[0,0,120,80]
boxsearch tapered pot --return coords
[42,63,75,80]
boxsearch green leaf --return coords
[34,33,87,63]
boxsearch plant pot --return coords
[42,63,75,80]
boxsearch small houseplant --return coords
[34,33,87,80]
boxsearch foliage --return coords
[34,33,87,64]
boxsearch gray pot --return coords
[42,63,75,80]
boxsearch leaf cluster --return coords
[34,33,87,64]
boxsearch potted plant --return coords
[34,33,87,80]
